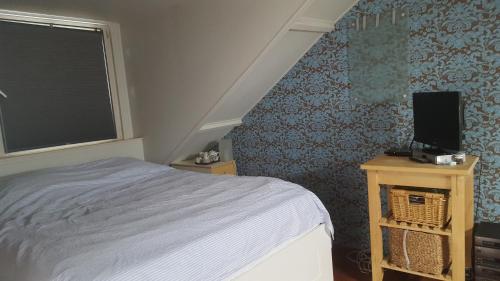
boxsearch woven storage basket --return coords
[389,228,450,275]
[390,187,450,227]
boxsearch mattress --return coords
[0,158,333,281]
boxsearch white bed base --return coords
[0,138,144,177]
[233,224,333,281]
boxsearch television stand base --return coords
[411,149,454,165]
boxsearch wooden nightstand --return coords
[170,160,237,175]
[361,155,479,281]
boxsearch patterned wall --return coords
[227,0,499,248]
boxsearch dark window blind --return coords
[0,21,117,153]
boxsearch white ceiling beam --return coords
[290,16,335,33]
[199,118,243,131]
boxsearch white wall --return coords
[133,0,309,163]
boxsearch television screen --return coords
[413,91,463,151]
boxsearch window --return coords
[0,15,123,155]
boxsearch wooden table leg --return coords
[367,171,384,281]
[451,176,466,281]
[465,175,474,268]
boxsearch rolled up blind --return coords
[0,20,117,153]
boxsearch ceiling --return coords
[0,0,186,21]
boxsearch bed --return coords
[0,157,333,281]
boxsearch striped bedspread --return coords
[0,158,332,281]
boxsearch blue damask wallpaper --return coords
[227,0,499,248]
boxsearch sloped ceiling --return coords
[0,0,358,164]
[0,0,183,20]
[168,0,357,162]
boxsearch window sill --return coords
[0,138,144,177]
[0,139,119,160]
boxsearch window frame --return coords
[0,10,132,158]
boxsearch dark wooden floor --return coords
[332,245,432,281]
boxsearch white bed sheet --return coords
[0,158,332,281]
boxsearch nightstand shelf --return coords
[361,155,479,281]
[381,259,452,281]
[171,160,237,175]
[379,216,452,236]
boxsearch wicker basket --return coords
[389,228,450,275]
[390,187,450,227]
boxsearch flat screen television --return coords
[413,91,464,152]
